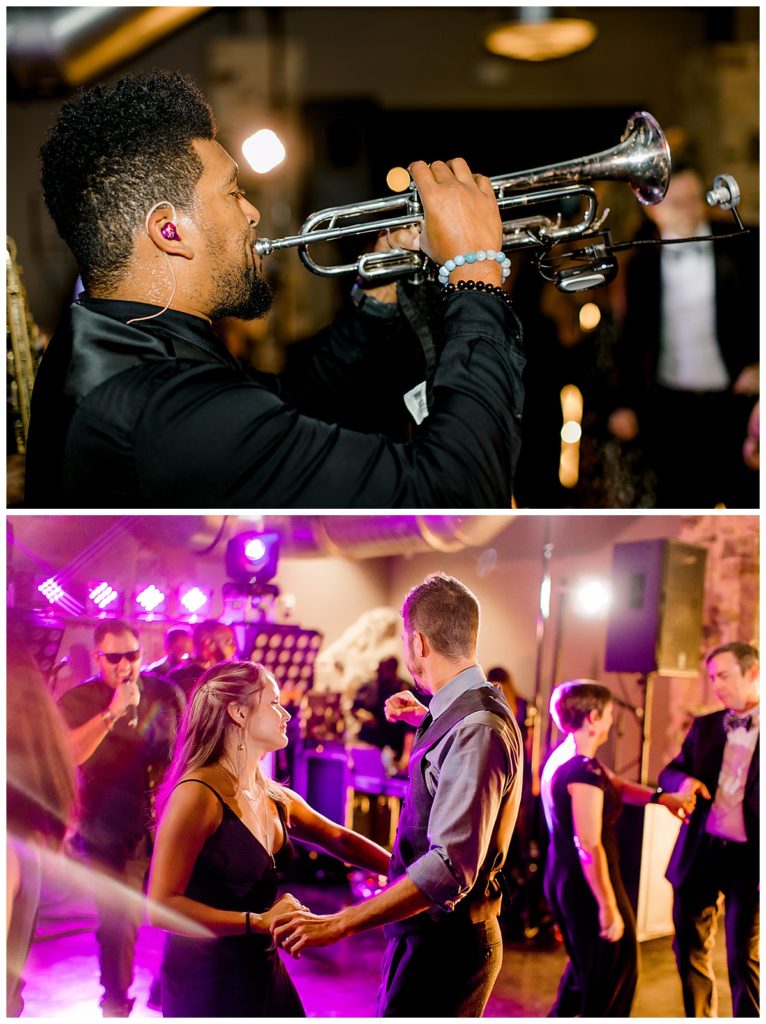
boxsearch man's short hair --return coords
[402,573,479,660]
[706,641,759,674]
[40,70,216,292]
[93,619,139,646]
[165,626,192,644]
[192,619,230,649]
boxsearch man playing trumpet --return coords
[26,69,524,510]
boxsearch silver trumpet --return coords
[255,111,671,280]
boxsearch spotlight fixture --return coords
[134,583,168,619]
[36,576,84,616]
[87,581,124,618]
[485,8,597,62]
[178,585,210,619]
[226,532,280,585]
[243,623,323,689]
[572,578,612,618]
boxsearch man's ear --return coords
[145,208,194,260]
[413,630,429,658]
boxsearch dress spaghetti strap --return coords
[174,777,226,806]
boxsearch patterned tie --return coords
[723,710,753,733]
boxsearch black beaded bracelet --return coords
[443,279,512,307]
[245,911,252,935]
[649,786,663,804]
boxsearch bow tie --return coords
[723,711,753,733]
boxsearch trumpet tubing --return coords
[255,111,671,280]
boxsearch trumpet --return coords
[255,111,672,281]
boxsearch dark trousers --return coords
[648,388,758,509]
[672,836,760,1017]
[84,835,150,1008]
[376,917,503,1017]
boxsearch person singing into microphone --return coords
[57,619,184,1017]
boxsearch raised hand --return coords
[409,158,503,284]
[384,690,428,727]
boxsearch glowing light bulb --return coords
[561,421,583,443]
[573,579,612,618]
[386,166,411,193]
[242,129,286,174]
[579,303,601,331]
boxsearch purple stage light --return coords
[38,578,64,604]
[244,537,267,562]
[88,582,120,613]
[179,585,209,615]
[225,531,280,584]
[135,584,167,616]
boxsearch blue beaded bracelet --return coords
[438,249,511,285]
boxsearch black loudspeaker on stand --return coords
[605,539,707,677]
[605,539,707,784]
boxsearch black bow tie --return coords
[723,711,753,733]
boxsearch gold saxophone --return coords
[6,237,42,454]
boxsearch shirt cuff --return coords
[406,850,465,913]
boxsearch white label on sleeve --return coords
[403,381,429,425]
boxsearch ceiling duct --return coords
[126,515,515,560]
[7,7,209,97]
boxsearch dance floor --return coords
[20,860,733,1018]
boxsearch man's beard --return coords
[207,237,275,320]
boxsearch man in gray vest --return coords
[272,572,523,1016]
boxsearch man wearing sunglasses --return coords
[58,619,184,1017]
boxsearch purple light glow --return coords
[38,578,64,604]
[89,582,119,610]
[135,584,166,613]
[180,586,208,614]
[244,537,267,563]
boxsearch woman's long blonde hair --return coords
[156,660,287,821]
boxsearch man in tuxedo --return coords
[609,163,759,508]
[659,641,759,1016]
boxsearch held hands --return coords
[659,790,698,822]
[678,776,713,803]
[260,893,308,933]
[270,908,345,958]
[598,903,625,943]
[384,691,428,727]
[409,158,503,284]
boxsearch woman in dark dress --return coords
[148,660,391,1017]
[540,680,694,1017]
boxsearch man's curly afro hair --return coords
[40,69,217,292]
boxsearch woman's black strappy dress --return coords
[160,779,305,1018]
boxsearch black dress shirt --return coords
[25,291,525,508]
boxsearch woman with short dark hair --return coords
[541,679,694,1016]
